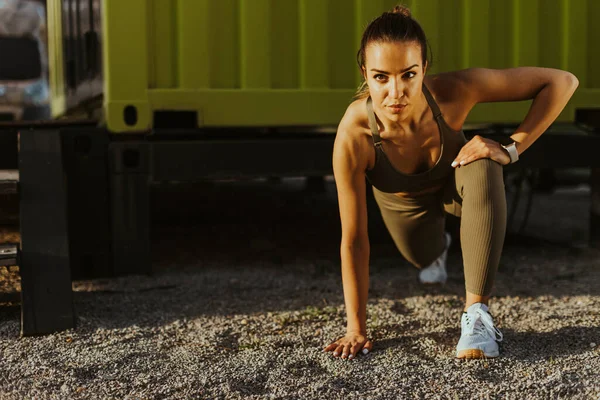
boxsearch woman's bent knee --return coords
[461,159,503,177]
[455,159,504,196]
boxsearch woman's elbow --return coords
[564,71,579,93]
[550,71,579,100]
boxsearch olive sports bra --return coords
[365,84,467,193]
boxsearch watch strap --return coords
[501,142,519,164]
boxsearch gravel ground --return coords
[0,178,599,399]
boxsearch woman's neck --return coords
[378,92,430,139]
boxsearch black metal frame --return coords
[19,130,74,336]
[11,123,600,335]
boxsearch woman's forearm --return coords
[340,241,370,333]
[511,72,579,154]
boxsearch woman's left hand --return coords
[451,135,511,168]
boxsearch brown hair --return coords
[354,5,432,100]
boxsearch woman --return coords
[325,5,578,360]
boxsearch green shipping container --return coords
[48,0,600,133]
[48,0,103,120]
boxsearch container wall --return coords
[49,0,103,118]
[50,0,600,131]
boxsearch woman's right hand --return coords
[323,331,373,360]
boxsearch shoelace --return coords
[464,309,503,342]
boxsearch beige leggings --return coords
[372,159,506,296]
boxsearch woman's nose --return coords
[389,79,402,99]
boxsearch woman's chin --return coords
[385,111,403,122]
[385,106,408,120]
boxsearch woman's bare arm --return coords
[438,67,579,167]
[460,67,579,154]
[323,115,374,359]
[332,124,370,334]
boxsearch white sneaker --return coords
[456,303,503,359]
[418,232,451,284]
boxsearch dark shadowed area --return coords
[0,176,598,399]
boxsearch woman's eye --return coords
[374,74,387,81]
[404,71,417,79]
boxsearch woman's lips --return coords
[388,104,406,113]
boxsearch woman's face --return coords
[363,40,426,122]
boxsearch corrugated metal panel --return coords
[47,0,600,132]
[48,0,66,116]
[590,1,600,89]
[48,0,103,118]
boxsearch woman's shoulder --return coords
[334,97,376,169]
[424,71,474,131]
[337,97,372,140]
[424,71,470,104]
[425,68,502,105]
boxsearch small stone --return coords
[240,319,248,325]
[591,342,596,348]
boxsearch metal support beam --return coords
[575,110,600,248]
[150,137,336,181]
[62,129,113,279]
[0,129,18,169]
[19,130,74,336]
[109,141,152,275]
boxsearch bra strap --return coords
[366,97,382,146]
[422,84,443,119]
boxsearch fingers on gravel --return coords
[340,344,352,359]
[361,340,373,355]
[323,342,338,353]
[349,343,362,359]
[325,339,372,359]
[333,344,344,357]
